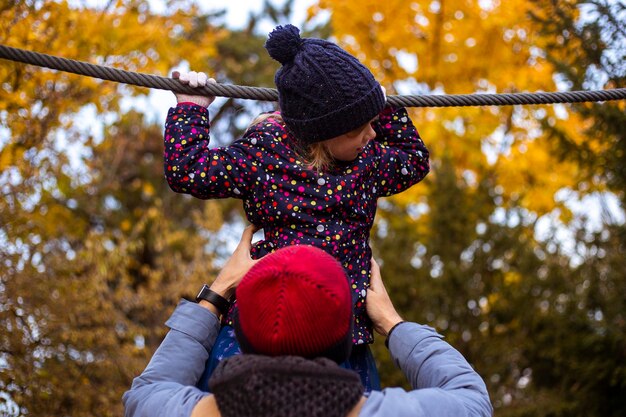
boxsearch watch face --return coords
[197,284,209,300]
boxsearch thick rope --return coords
[1,44,625,107]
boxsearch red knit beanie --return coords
[234,245,353,363]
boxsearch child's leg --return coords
[196,325,241,391]
[340,344,381,394]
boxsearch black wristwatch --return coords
[196,284,231,316]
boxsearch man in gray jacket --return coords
[123,226,493,417]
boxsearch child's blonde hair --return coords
[247,112,335,172]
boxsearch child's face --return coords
[323,118,378,161]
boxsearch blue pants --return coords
[197,325,381,394]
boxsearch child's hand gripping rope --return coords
[171,70,216,108]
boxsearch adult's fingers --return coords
[369,258,383,292]
[236,225,259,253]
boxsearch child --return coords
[164,24,430,391]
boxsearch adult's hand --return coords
[207,225,259,300]
[172,70,216,108]
[366,258,404,336]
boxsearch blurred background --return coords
[0,1,624,415]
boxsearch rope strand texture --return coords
[1,44,625,107]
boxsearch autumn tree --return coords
[0,1,324,415]
[0,1,224,415]
[1,0,624,416]
[314,0,625,415]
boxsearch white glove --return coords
[172,70,216,108]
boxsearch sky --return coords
[75,0,317,29]
[170,0,318,31]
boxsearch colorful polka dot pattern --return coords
[164,104,430,344]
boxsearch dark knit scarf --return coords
[209,354,364,417]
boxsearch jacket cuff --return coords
[384,321,406,349]
[176,102,210,114]
[165,299,221,352]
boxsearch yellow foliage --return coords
[495,134,580,214]
[142,182,155,197]
[121,219,131,232]
[0,1,223,148]
[504,271,522,286]
[313,0,555,93]
[309,0,605,217]
[0,143,25,170]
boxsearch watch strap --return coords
[385,321,406,349]
[196,285,231,316]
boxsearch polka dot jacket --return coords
[164,103,430,344]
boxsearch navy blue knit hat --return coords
[265,25,385,144]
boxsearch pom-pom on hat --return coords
[234,245,353,364]
[265,24,385,144]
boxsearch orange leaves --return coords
[0,143,25,171]
[0,5,227,414]
[314,0,554,94]
[309,0,604,219]
[495,134,579,215]
[0,1,222,122]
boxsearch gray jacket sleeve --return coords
[122,299,221,417]
[359,323,493,417]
